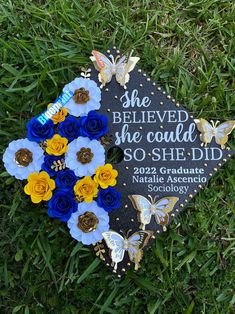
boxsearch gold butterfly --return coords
[195,119,235,149]
[90,50,139,88]
[129,195,179,231]
[102,230,153,271]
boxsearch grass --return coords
[0,0,235,313]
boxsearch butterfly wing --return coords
[90,50,112,69]
[98,68,113,87]
[215,121,235,148]
[102,230,125,270]
[116,63,128,87]
[154,197,179,226]
[90,50,113,86]
[128,195,152,230]
[126,57,140,72]
[116,56,140,87]
[127,231,153,270]
[195,118,214,145]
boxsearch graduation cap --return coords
[4,46,234,278]
[88,46,234,276]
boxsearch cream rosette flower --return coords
[3,139,44,180]
[67,201,109,245]
[63,77,101,116]
[65,137,105,177]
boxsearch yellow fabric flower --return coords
[74,176,98,203]
[46,134,68,156]
[94,164,118,189]
[47,103,68,124]
[24,171,55,203]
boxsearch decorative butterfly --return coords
[102,230,153,271]
[90,50,139,88]
[128,195,179,231]
[194,119,235,149]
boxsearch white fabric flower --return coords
[65,137,105,177]
[67,201,109,245]
[63,77,101,116]
[3,139,44,180]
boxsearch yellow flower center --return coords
[100,171,112,181]
[79,183,93,197]
[34,179,48,194]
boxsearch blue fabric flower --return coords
[58,116,80,142]
[55,170,78,190]
[65,137,105,177]
[67,201,109,245]
[41,155,64,177]
[79,111,109,140]
[3,138,44,180]
[48,189,77,222]
[63,77,101,117]
[26,117,54,143]
[97,187,121,212]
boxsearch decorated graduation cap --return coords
[3,46,234,277]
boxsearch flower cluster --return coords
[3,77,121,245]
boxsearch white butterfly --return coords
[194,118,235,149]
[90,50,139,88]
[102,230,153,271]
[128,195,179,231]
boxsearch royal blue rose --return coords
[41,155,64,177]
[48,189,77,222]
[97,187,121,212]
[58,116,80,142]
[55,170,78,190]
[26,117,54,143]
[79,111,108,140]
